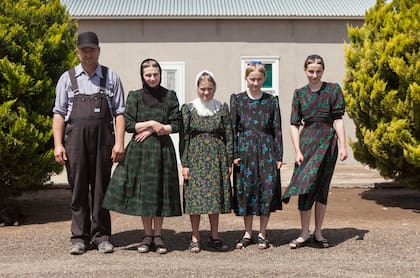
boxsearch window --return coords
[160,62,185,164]
[241,57,280,95]
[161,69,176,91]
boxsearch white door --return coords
[160,62,185,164]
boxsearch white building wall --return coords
[77,18,363,163]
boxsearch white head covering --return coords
[191,70,221,116]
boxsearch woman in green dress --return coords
[283,55,348,249]
[180,70,233,253]
[103,58,181,254]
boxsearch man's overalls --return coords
[64,66,114,246]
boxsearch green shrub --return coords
[344,0,420,189]
[0,0,77,198]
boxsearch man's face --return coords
[76,47,100,69]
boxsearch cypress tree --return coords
[0,0,77,198]
[344,0,420,189]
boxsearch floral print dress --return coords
[230,92,283,216]
[180,102,233,215]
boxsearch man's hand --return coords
[54,144,67,165]
[111,142,125,163]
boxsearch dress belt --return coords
[190,131,223,140]
[304,117,333,127]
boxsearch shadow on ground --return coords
[0,188,71,226]
[110,227,369,253]
[360,187,420,212]
[6,185,419,230]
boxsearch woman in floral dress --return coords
[230,61,283,250]
[283,55,348,249]
[103,58,181,254]
[180,70,233,253]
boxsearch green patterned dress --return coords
[180,103,233,215]
[103,88,182,217]
[282,82,345,210]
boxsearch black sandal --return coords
[314,237,330,248]
[208,237,229,252]
[235,236,252,249]
[138,235,153,253]
[189,241,201,253]
[257,236,270,250]
[153,236,168,254]
[289,236,312,249]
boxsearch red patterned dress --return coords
[282,82,345,210]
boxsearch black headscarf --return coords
[140,58,167,106]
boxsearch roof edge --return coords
[71,16,366,20]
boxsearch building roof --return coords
[60,0,376,19]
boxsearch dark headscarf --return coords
[140,58,166,106]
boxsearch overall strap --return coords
[68,66,108,94]
[68,67,78,93]
[99,66,108,92]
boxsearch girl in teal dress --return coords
[230,62,283,250]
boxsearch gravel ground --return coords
[0,165,419,278]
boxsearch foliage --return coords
[0,0,77,198]
[344,0,420,189]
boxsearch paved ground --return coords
[0,164,419,277]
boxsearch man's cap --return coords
[77,32,99,49]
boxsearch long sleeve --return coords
[272,96,283,161]
[180,104,191,167]
[124,90,139,134]
[331,83,346,120]
[230,94,240,159]
[167,90,181,133]
[221,103,234,165]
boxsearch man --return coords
[53,31,125,255]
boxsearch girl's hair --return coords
[304,54,325,70]
[245,61,266,77]
[197,71,216,89]
[140,58,162,87]
[140,58,161,77]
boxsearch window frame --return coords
[241,56,280,95]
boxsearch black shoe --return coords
[153,236,168,254]
[70,242,86,255]
[208,237,230,252]
[189,241,201,253]
[138,235,153,253]
[257,235,270,250]
[313,237,330,248]
[235,236,253,249]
